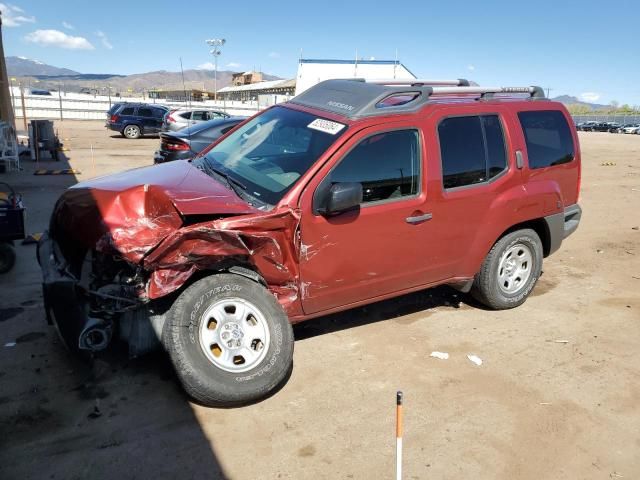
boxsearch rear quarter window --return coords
[518,110,575,169]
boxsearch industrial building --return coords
[217,79,296,102]
[217,58,416,102]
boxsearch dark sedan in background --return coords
[153,116,245,164]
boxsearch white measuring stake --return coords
[396,391,403,480]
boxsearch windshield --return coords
[196,106,347,207]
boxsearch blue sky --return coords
[2,0,639,105]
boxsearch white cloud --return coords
[580,92,601,103]
[268,51,280,58]
[62,21,74,30]
[0,3,35,27]
[226,62,241,68]
[95,30,113,49]
[467,64,475,71]
[196,62,215,70]
[24,29,94,50]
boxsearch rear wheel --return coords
[471,229,543,310]
[163,274,294,407]
[123,124,141,139]
[0,242,16,273]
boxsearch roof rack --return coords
[429,85,545,99]
[360,78,472,87]
[289,79,546,119]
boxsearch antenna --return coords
[394,48,398,79]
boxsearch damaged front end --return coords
[39,161,303,357]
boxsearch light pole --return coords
[206,38,226,102]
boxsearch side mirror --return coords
[320,182,363,216]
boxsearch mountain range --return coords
[550,94,610,111]
[5,57,611,109]
[5,56,281,94]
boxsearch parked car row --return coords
[105,102,234,138]
[576,121,640,133]
[154,117,245,163]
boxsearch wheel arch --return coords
[498,218,552,257]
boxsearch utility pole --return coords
[0,12,16,129]
[206,38,226,102]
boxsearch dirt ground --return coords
[0,121,638,480]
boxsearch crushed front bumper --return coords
[37,231,92,350]
[38,231,163,355]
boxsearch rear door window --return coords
[518,110,574,169]
[151,108,166,118]
[120,107,134,116]
[438,115,507,189]
[192,111,207,121]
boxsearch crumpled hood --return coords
[50,161,257,265]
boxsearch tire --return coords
[123,124,141,139]
[0,242,16,274]
[471,229,543,310]
[164,274,294,407]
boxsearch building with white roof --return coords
[295,59,416,96]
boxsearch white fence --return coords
[9,89,264,122]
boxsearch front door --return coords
[298,123,434,315]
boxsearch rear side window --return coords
[138,108,153,117]
[151,108,166,118]
[518,110,574,169]
[192,111,207,121]
[438,115,507,189]
[120,107,134,116]
[220,124,237,135]
[330,129,420,204]
[179,112,192,119]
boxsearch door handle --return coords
[406,213,433,224]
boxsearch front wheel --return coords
[471,229,543,310]
[163,274,294,407]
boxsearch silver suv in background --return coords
[163,108,230,131]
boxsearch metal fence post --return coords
[58,86,63,121]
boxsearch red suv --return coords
[39,79,582,406]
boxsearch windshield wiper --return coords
[202,159,247,198]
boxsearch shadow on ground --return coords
[0,134,228,479]
[294,285,478,340]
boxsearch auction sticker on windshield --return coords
[307,118,345,135]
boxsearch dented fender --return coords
[142,208,304,317]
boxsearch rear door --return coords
[191,111,208,126]
[138,107,166,133]
[421,105,516,278]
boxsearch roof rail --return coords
[289,79,546,119]
[430,85,545,99]
[360,78,471,87]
